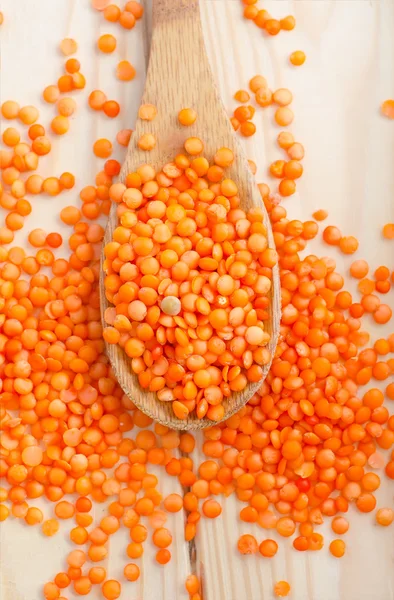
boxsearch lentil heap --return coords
[103,145,276,422]
[0,2,393,600]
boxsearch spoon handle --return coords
[153,0,200,23]
[143,0,215,150]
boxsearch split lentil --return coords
[381,100,394,119]
[0,4,393,600]
[290,51,306,66]
[98,34,117,54]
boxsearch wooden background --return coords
[0,1,393,599]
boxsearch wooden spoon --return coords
[100,0,280,430]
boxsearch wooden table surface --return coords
[1,1,393,599]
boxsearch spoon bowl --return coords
[100,0,280,430]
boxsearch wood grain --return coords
[196,2,394,599]
[1,1,393,599]
[100,0,280,430]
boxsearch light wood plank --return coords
[1,1,393,599]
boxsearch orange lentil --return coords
[57,97,77,117]
[67,550,86,569]
[290,50,306,66]
[51,116,69,135]
[259,539,278,557]
[249,75,267,92]
[54,573,70,589]
[185,575,200,595]
[92,0,110,9]
[104,4,121,21]
[156,549,171,564]
[0,505,10,522]
[102,580,121,599]
[279,179,296,197]
[331,516,349,535]
[373,304,392,324]
[138,133,156,151]
[234,105,254,122]
[116,60,136,81]
[323,225,342,246]
[138,104,157,121]
[312,209,328,221]
[152,527,172,548]
[98,34,116,53]
[284,160,303,179]
[65,57,80,73]
[89,567,106,584]
[202,499,222,518]
[287,142,304,160]
[103,100,120,118]
[275,107,294,126]
[19,105,39,124]
[244,5,258,19]
[237,534,258,554]
[382,223,394,239]
[329,539,346,558]
[42,520,59,537]
[376,508,394,526]
[93,138,113,158]
[119,10,136,28]
[72,72,86,89]
[350,259,369,279]
[59,172,75,189]
[2,100,20,119]
[339,236,359,255]
[3,127,20,146]
[277,131,294,149]
[117,128,132,146]
[43,582,60,599]
[274,581,291,597]
[55,501,75,519]
[124,563,140,581]
[273,88,293,106]
[276,517,296,537]
[73,577,92,595]
[264,19,281,36]
[125,1,144,18]
[89,90,107,111]
[255,87,273,107]
[60,38,77,56]
[234,90,250,103]
[25,507,44,525]
[178,108,197,126]
[163,493,183,512]
[381,100,394,119]
[240,121,256,137]
[280,16,296,30]
[43,85,60,104]
[184,137,204,155]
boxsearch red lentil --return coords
[98,34,116,53]
[274,581,291,597]
[60,38,78,56]
[0,8,393,600]
[382,223,394,239]
[381,100,394,119]
[116,61,136,81]
[290,50,306,66]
